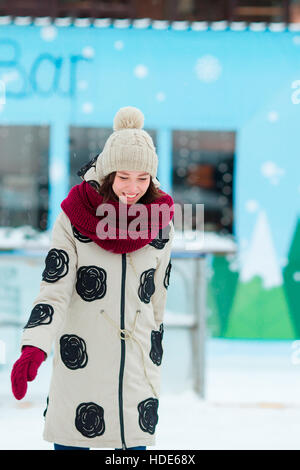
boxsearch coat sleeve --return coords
[151,221,175,327]
[20,211,77,358]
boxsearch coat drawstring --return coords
[100,309,158,399]
[127,252,139,279]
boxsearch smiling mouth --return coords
[122,193,139,199]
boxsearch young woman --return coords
[11,106,175,451]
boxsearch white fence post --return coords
[166,250,207,399]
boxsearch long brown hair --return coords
[98,172,163,204]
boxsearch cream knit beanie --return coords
[95,106,160,188]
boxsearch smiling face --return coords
[112,170,151,204]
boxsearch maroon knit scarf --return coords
[61,180,175,254]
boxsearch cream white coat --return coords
[20,168,174,449]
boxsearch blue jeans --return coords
[54,443,146,450]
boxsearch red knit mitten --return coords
[11,346,46,400]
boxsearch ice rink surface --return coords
[1,338,299,450]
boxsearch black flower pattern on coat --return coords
[149,323,164,366]
[75,402,105,438]
[42,248,69,283]
[72,225,92,243]
[138,268,156,304]
[149,224,171,250]
[76,265,107,302]
[163,260,172,289]
[43,396,49,418]
[137,398,159,435]
[77,154,99,178]
[60,334,88,370]
[24,303,54,329]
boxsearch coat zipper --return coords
[119,253,127,450]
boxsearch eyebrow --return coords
[118,171,149,176]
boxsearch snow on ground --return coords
[1,338,299,450]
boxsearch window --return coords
[0,125,49,230]
[233,0,289,23]
[290,0,300,22]
[172,130,235,235]
[167,0,291,22]
[176,0,228,22]
[69,126,157,189]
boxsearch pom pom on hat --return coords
[95,105,161,188]
[113,106,144,131]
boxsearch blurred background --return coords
[0,0,300,450]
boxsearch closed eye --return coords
[119,177,147,180]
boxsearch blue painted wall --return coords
[0,22,299,265]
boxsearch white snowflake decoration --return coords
[40,26,57,42]
[245,200,259,213]
[195,55,222,83]
[261,161,285,185]
[156,92,166,102]
[267,111,279,122]
[292,35,300,45]
[77,80,88,91]
[82,47,95,59]
[82,102,93,114]
[114,40,124,50]
[293,272,300,282]
[134,65,148,79]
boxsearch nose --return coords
[125,182,138,194]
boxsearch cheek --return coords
[141,181,150,193]
[112,181,122,194]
